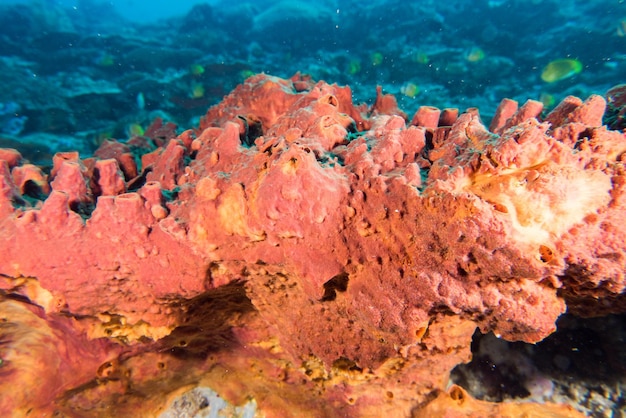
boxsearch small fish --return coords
[189,64,205,76]
[411,51,429,65]
[371,52,384,66]
[539,92,555,108]
[240,69,256,80]
[616,19,626,37]
[541,59,583,83]
[189,81,205,99]
[347,59,361,75]
[465,46,485,63]
[97,53,115,67]
[92,130,113,147]
[126,123,144,138]
[136,92,145,110]
[400,82,419,98]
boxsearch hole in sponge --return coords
[539,245,554,263]
[449,385,466,403]
[320,272,349,302]
[320,94,339,107]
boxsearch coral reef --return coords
[0,102,27,136]
[2,0,626,161]
[0,74,624,417]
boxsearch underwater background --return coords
[1,1,626,417]
[1,0,625,164]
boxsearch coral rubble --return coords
[0,74,624,417]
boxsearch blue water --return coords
[0,0,624,162]
[5,0,215,22]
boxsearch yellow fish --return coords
[465,46,485,62]
[541,59,583,83]
[400,82,419,98]
[189,81,205,99]
[126,123,144,138]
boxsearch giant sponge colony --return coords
[0,74,624,417]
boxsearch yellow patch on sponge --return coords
[3,277,60,312]
[90,312,173,343]
[218,183,266,241]
[218,183,249,237]
[470,163,612,247]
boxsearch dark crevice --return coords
[154,280,255,359]
[22,179,48,200]
[456,264,469,277]
[320,272,349,302]
[423,128,434,153]
[126,166,152,192]
[69,201,95,219]
[574,128,595,149]
[237,114,263,147]
[332,356,362,372]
